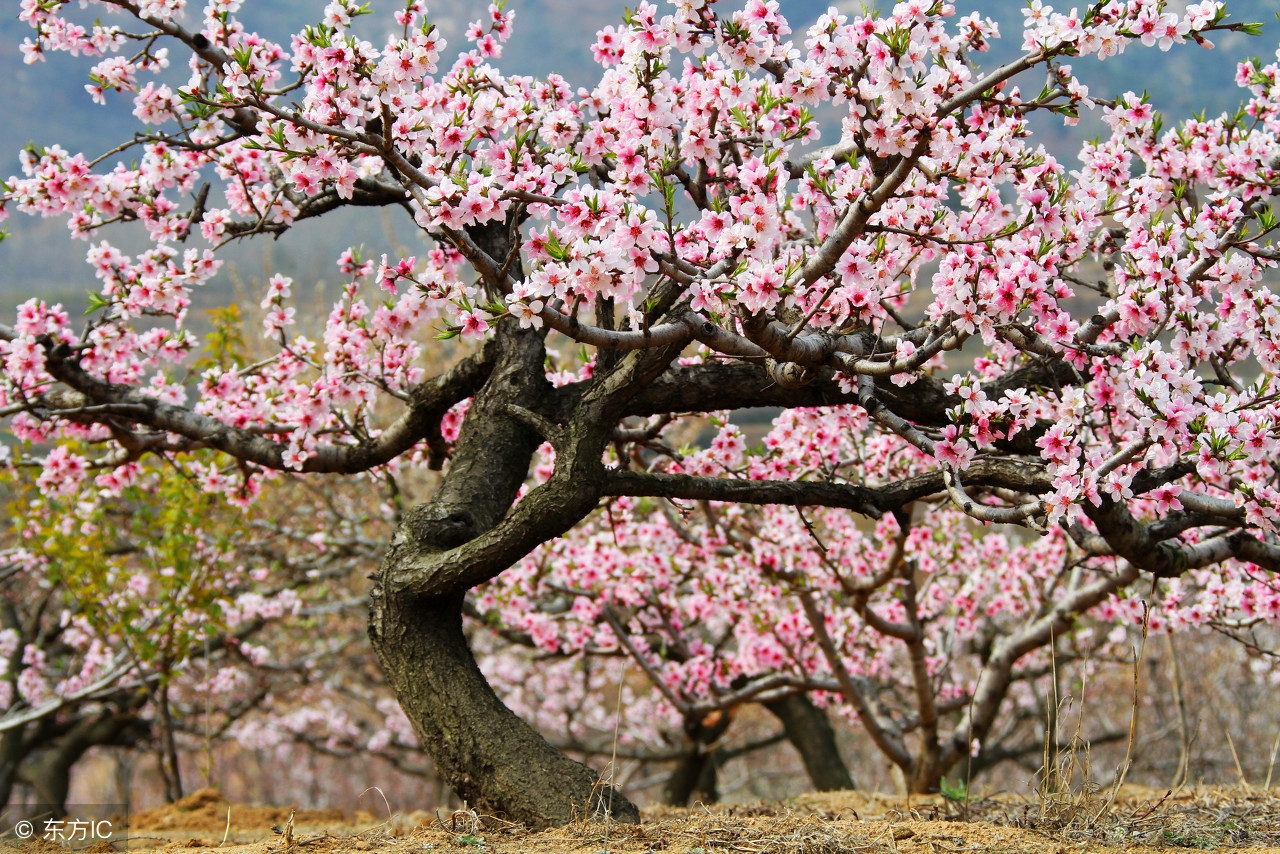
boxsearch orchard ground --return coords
[10,785,1280,853]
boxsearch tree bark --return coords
[0,726,22,807]
[764,694,856,792]
[661,710,733,806]
[368,317,643,829]
[15,709,145,815]
[662,749,718,806]
[370,592,636,825]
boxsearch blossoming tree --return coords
[484,424,1280,796]
[5,0,1280,827]
[0,446,415,813]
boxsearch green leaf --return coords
[1257,206,1277,232]
[84,290,111,315]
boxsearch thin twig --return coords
[1225,729,1250,789]
[1265,730,1280,790]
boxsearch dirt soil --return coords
[8,785,1280,853]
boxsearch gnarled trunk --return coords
[361,198,697,825]
[368,316,644,828]
[370,591,636,825]
[11,707,146,816]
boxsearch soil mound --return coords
[129,788,347,834]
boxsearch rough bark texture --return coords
[764,694,856,792]
[368,314,645,828]
[371,593,634,825]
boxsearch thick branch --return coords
[1087,500,1280,578]
[20,338,489,473]
[606,460,1052,517]
[797,590,913,772]
[386,314,690,598]
[606,470,882,517]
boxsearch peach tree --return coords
[0,443,407,812]
[5,0,1280,826]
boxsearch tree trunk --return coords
[368,314,645,829]
[692,753,718,804]
[154,682,184,802]
[16,709,144,815]
[370,591,637,826]
[0,726,22,807]
[907,755,944,794]
[661,749,715,806]
[764,694,856,791]
[661,710,733,806]
[665,754,701,805]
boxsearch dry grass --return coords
[21,785,1278,854]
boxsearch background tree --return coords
[0,447,415,813]
[4,0,1280,828]
[479,444,1225,794]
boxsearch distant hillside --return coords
[3,0,1279,308]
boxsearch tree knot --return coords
[404,504,478,550]
[766,358,817,389]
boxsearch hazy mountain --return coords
[3,0,1279,308]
